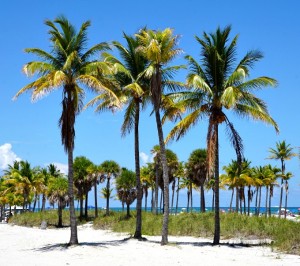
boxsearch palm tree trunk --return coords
[255,187,258,215]
[235,187,239,213]
[268,187,272,217]
[154,108,170,245]
[229,189,234,212]
[239,189,242,214]
[154,163,159,215]
[79,197,83,221]
[243,188,246,215]
[212,189,215,210]
[278,160,285,218]
[151,187,154,213]
[265,186,269,218]
[145,188,148,211]
[213,124,220,245]
[258,186,262,216]
[160,190,163,213]
[190,183,193,213]
[84,192,88,220]
[68,148,78,245]
[175,178,179,215]
[106,178,110,216]
[58,200,63,227]
[94,181,98,218]
[33,193,37,212]
[284,181,288,219]
[247,186,251,216]
[171,181,175,213]
[134,100,143,239]
[187,190,190,212]
[200,185,205,212]
[126,203,130,218]
[41,193,46,212]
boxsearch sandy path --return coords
[0,223,299,266]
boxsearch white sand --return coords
[0,222,299,266]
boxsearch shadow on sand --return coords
[34,236,271,252]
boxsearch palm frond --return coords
[165,109,203,143]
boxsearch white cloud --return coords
[50,162,68,175]
[140,152,154,165]
[139,152,149,165]
[0,143,21,170]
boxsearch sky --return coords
[1,0,300,208]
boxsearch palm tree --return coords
[180,175,193,212]
[136,28,183,245]
[47,176,69,227]
[186,149,207,212]
[175,162,184,214]
[116,168,137,218]
[4,161,34,211]
[95,32,150,238]
[140,164,154,211]
[166,26,278,244]
[39,164,61,211]
[268,141,296,218]
[87,163,102,218]
[283,171,293,218]
[221,159,252,214]
[14,16,118,245]
[73,156,93,221]
[30,167,45,212]
[100,160,120,215]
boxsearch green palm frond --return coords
[24,48,59,66]
[22,61,55,77]
[166,109,203,143]
[121,100,135,136]
[234,102,279,132]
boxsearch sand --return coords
[0,222,299,266]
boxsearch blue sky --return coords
[1,0,300,208]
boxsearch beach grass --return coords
[9,210,300,255]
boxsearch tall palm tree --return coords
[136,28,183,245]
[93,32,150,238]
[100,160,120,215]
[268,141,296,218]
[166,26,278,244]
[13,16,118,245]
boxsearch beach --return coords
[0,223,299,266]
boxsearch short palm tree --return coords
[136,28,183,245]
[185,149,207,212]
[282,171,293,218]
[100,160,120,215]
[166,26,278,244]
[86,163,102,218]
[47,176,69,227]
[115,168,137,218]
[4,161,34,211]
[268,141,296,218]
[13,16,118,245]
[73,156,93,220]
